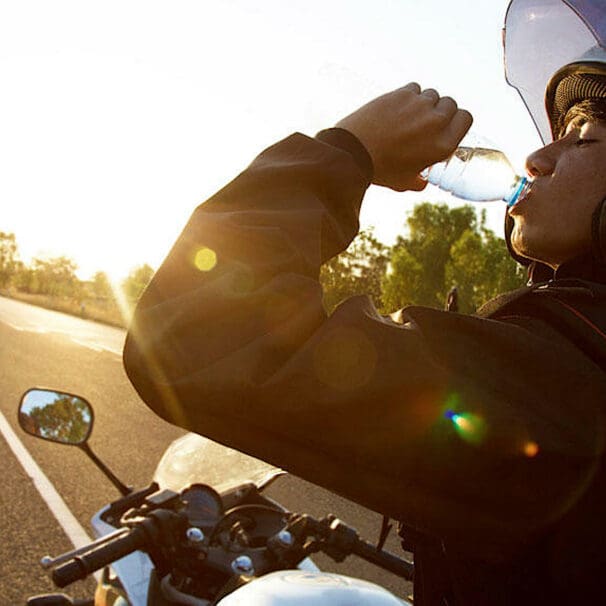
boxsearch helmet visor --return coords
[504,0,606,143]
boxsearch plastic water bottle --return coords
[421,137,530,207]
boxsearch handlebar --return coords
[287,513,413,581]
[52,508,181,588]
[52,526,147,588]
[352,537,414,579]
[47,492,413,593]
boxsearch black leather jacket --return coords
[124,130,606,604]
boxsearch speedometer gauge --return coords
[181,484,224,528]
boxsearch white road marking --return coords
[0,410,101,581]
[3,320,122,357]
[70,338,122,356]
[70,338,104,353]
[0,297,125,357]
[3,321,26,331]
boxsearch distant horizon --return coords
[3,239,154,283]
[4,198,513,284]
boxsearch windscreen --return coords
[153,432,284,494]
[504,0,605,143]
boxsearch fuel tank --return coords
[216,570,410,605]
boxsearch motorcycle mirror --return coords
[18,388,94,446]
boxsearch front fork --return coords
[94,567,129,606]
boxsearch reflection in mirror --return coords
[19,389,93,445]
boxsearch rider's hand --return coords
[336,82,473,192]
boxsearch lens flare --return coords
[313,327,377,390]
[445,409,486,445]
[119,273,190,428]
[194,247,217,272]
[524,441,539,457]
[107,274,136,326]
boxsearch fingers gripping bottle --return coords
[421,135,531,207]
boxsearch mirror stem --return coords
[79,442,131,496]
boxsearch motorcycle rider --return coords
[123,0,606,603]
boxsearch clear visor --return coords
[504,0,606,143]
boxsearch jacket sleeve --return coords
[123,131,606,559]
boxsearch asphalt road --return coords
[0,295,413,604]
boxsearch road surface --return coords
[0,295,412,603]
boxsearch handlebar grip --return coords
[52,527,146,588]
[353,540,414,580]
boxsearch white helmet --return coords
[504,0,606,143]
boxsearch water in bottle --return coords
[421,145,531,207]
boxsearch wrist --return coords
[315,128,374,183]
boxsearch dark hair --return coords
[557,97,606,138]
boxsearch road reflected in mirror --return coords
[19,388,93,445]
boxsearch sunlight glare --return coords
[107,275,136,327]
[445,409,486,445]
[524,441,539,457]
[194,247,217,272]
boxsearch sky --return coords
[0,0,543,280]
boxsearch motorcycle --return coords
[18,387,414,606]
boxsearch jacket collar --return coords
[527,252,606,285]
[554,252,606,283]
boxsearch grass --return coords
[1,289,130,329]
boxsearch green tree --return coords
[444,229,484,312]
[382,203,477,311]
[381,246,424,312]
[13,265,38,294]
[27,395,91,444]
[0,231,19,288]
[320,228,389,314]
[91,271,113,299]
[382,204,525,313]
[481,227,526,295]
[30,256,82,298]
[122,264,155,303]
[446,220,524,313]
